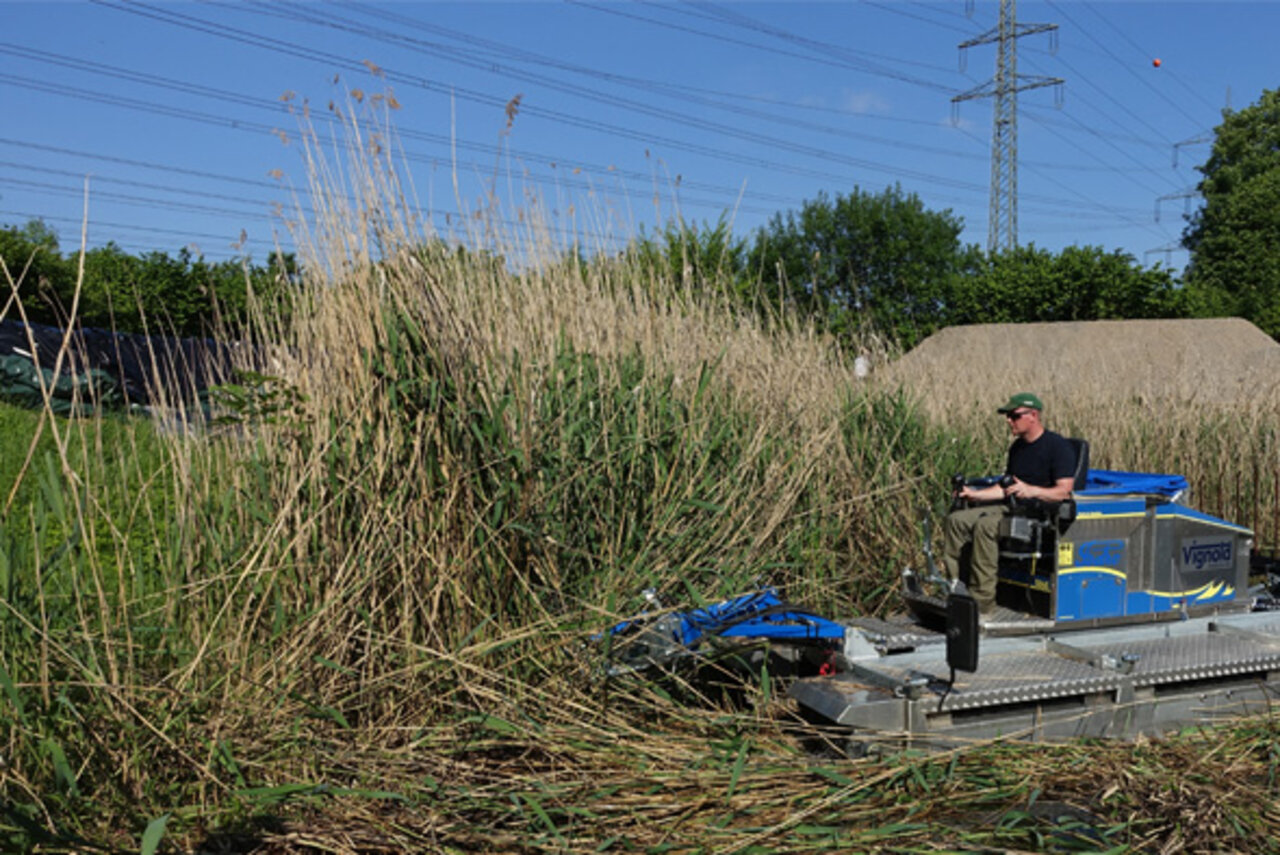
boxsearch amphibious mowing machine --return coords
[600,441,1280,751]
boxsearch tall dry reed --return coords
[140,92,913,746]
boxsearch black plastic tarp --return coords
[0,320,238,414]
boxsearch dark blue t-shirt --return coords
[1006,430,1077,488]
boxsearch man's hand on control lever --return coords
[1001,474,1035,501]
[952,474,1008,504]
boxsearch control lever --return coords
[920,514,945,584]
[954,473,1018,509]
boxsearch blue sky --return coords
[3,1,1277,272]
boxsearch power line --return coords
[671,1,964,81]
[1013,43,1201,194]
[0,74,795,230]
[0,136,293,197]
[1077,0,1221,115]
[8,0,1218,264]
[77,2,876,187]
[46,1,1167,234]
[88,0,1013,207]
[645,0,1168,241]
[859,0,982,35]
[0,175,277,222]
[567,0,959,91]
[1017,104,1166,151]
[292,0,1152,199]
[240,0,994,170]
[1043,0,1201,129]
[0,46,800,219]
[215,0,1005,194]
[1,210,280,257]
[0,159,296,214]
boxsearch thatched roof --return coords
[880,318,1280,413]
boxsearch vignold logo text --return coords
[1181,540,1232,570]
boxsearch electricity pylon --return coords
[953,0,1063,254]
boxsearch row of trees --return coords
[3,204,1188,349]
[1,219,294,337]
[631,192,1189,350]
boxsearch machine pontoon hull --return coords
[792,610,1280,751]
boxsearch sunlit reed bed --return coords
[1,92,1278,852]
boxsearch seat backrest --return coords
[1067,437,1089,491]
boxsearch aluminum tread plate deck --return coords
[845,615,944,650]
[795,612,1280,719]
[1123,629,1280,686]
[899,590,1054,636]
[866,646,1119,712]
[942,628,1280,710]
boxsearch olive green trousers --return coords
[941,505,1007,613]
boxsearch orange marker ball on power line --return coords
[1153,58,1162,67]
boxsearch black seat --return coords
[1054,437,1088,528]
[1067,437,1089,492]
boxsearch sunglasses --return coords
[1005,409,1033,421]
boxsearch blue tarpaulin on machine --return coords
[1079,469,1188,498]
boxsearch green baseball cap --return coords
[997,392,1044,414]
